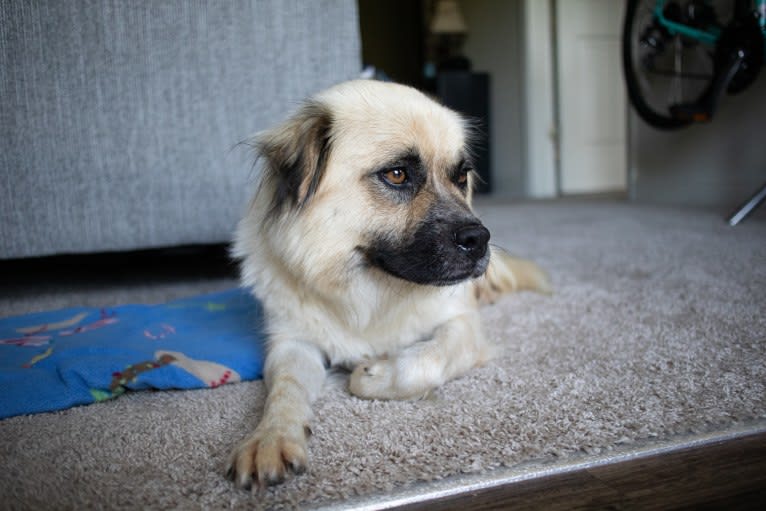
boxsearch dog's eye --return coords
[381,168,408,186]
[454,169,471,190]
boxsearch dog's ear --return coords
[256,101,333,217]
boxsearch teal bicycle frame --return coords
[653,0,766,48]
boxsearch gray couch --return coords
[0,0,360,259]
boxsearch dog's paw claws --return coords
[265,472,285,486]
[287,460,306,475]
[227,426,309,489]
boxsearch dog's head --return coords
[249,80,490,288]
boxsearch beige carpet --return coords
[1,200,765,510]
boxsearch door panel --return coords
[557,0,627,194]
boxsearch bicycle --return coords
[623,0,765,129]
[622,0,766,224]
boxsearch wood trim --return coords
[393,430,766,510]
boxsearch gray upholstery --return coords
[0,0,360,259]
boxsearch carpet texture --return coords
[1,200,765,510]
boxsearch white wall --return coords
[629,73,766,211]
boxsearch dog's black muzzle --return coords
[365,210,491,287]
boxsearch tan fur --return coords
[226,80,550,490]
[475,248,553,305]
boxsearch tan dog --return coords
[226,80,549,489]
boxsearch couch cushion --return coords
[0,0,360,258]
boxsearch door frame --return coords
[522,0,559,198]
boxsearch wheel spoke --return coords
[644,69,713,80]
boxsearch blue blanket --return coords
[0,288,265,419]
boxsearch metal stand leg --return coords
[728,181,766,226]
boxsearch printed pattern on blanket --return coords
[0,289,264,419]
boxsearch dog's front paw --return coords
[226,424,310,490]
[349,359,398,400]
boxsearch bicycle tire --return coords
[622,0,695,129]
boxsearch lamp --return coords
[430,0,467,35]
[429,0,470,71]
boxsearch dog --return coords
[226,79,550,489]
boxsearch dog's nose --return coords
[454,224,490,260]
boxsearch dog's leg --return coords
[473,248,552,305]
[349,311,492,400]
[227,340,325,489]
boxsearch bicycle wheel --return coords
[622,0,718,129]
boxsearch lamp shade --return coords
[430,0,468,34]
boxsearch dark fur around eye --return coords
[452,159,474,193]
[373,151,425,201]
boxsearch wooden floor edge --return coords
[320,422,766,511]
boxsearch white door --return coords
[556,0,627,194]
